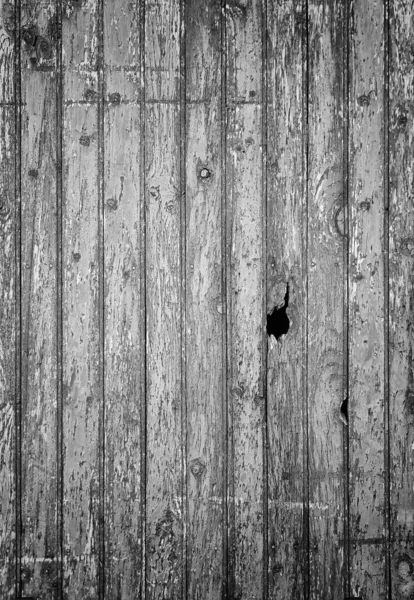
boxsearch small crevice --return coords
[340,397,348,426]
[267,282,290,341]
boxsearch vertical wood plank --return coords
[19,1,58,596]
[185,1,224,598]
[225,0,265,596]
[307,2,345,597]
[145,1,184,597]
[348,0,386,596]
[266,1,306,597]
[0,3,16,596]
[103,0,144,596]
[389,0,414,597]
[62,2,101,596]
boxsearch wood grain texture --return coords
[348,0,386,597]
[307,2,345,597]
[145,1,184,597]
[389,0,414,597]
[0,3,15,596]
[225,1,264,596]
[266,1,306,597]
[104,0,141,102]
[0,2,411,596]
[20,1,59,596]
[185,1,224,598]
[103,1,144,597]
[62,2,102,596]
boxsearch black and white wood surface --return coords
[0,0,412,598]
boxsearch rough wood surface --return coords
[1,2,411,597]
[185,1,224,598]
[307,1,345,597]
[389,0,414,597]
[225,0,265,597]
[103,1,144,597]
[62,2,102,596]
[144,1,184,597]
[0,3,15,597]
[266,1,306,597]
[20,1,58,596]
[348,0,386,597]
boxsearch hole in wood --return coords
[267,282,289,341]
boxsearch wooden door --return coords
[0,0,412,598]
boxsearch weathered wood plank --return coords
[20,2,59,596]
[0,4,16,596]
[104,0,141,102]
[62,2,101,596]
[145,1,184,597]
[103,0,143,596]
[348,0,386,596]
[225,1,264,596]
[266,1,306,597]
[185,1,224,597]
[389,0,414,597]
[307,2,345,597]
[145,0,180,103]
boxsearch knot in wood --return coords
[199,167,211,180]
[22,26,37,47]
[72,252,81,262]
[79,134,91,147]
[28,169,38,178]
[106,197,118,210]
[149,186,160,199]
[397,554,414,577]
[84,89,97,102]
[398,114,408,126]
[39,38,52,59]
[359,199,371,211]
[357,94,370,107]
[189,457,206,478]
[109,92,121,104]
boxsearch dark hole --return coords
[267,282,289,340]
[340,397,348,425]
